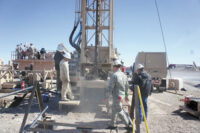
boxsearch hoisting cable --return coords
[154,0,172,78]
[154,0,181,98]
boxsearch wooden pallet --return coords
[2,82,17,89]
[27,121,131,132]
[59,100,80,111]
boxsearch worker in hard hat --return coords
[54,44,65,92]
[106,60,130,128]
[60,52,74,101]
[132,64,153,123]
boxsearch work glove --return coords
[125,97,129,102]
[118,96,123,102]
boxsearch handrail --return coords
[0,69,55,72]
[0,86,33,99]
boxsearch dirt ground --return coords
[0,68,200,133]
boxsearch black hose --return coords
[69,22,81,53]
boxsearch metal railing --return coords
[0,86,33,99]
[11,50,56,60]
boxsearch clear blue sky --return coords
[0,0,200,66]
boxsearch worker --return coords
[132,64,153,123]
[40,48,46,60]
[54,44,65,92]
[106,60,130,128]
[29,43,37,59]
[60,52,74,101]
[16,44,22,59]
[22,44,28,59]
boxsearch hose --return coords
[69,20,82,53]
[69,0,82,53]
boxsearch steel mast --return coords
[80,0,114,79]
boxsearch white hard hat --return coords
[137,64,144,70]
[63,52,71,59]
[57,43,64,52]
[114,60,122,66]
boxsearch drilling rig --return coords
[69,0,118,103]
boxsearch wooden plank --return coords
[27,127,116,133]
[59,100,80,111]
[38,121,77,127]
[35,84,46,118]
[26,128,56,133]
[129,93,135,120]
[2,82,17,89]
[135,85,140,133]
[179,105,200,118]
[59,100,80,105]
[0,89,15,93]
[44,80,56,83]
[19,82,37,133]
[33,121,131,131]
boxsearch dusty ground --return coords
[0,68,200,133]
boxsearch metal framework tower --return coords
[80,0,114,78]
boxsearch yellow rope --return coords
[137,86,149,133]
[133,118,135,133]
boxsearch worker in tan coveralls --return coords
[106,60,130,128]
[60,52,74,101]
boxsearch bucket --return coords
[42,93,50,103]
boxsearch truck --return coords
[134,52,167,90]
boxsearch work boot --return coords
[67,94,74,100]
[61,97,69,101]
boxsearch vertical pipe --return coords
[95,0,100,78]
[109,0,113,62]
[130,91,135,119]
[134,85,140,133]
[80,0,87,64]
